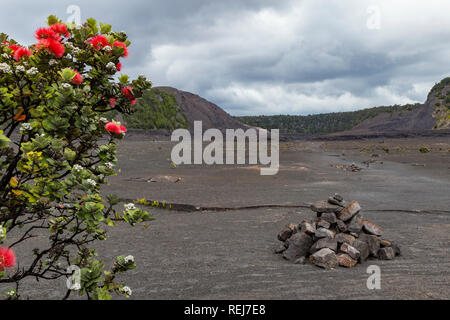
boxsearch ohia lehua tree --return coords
[0,15,153,299]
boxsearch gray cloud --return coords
[1,0,450,115]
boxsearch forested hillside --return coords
[236,104,421,134]
[123,88,188,130]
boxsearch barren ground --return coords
[2,135,449,299]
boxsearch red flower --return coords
[13,47,32,61]
[35,27,61,42]
[105,121,126,135]
[122,86,134,100]
[88,35,109,50]
[50,23,70,38]
[0,247,16,271]
[8,44,20,53]
[109,98,116,108]
[116,62,122,71]
[113,41,129,57]
[36,38,65,58]
[71,71,83,85]
[131,99,137,106]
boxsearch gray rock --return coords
[282,232,314,261]
[328,197,344,206]
[337,253,358,268]
[310,238,338,254]
[390,242,401,256]
[333,193,344,202]
[348,215,363,234]
[337,200,361,221]
[362,220,384,236]
[310,200,340,213]
[335,233,356,245]
[315,228,335,239]
[358,234,380,257]
[378,247,395,260]
[299,220,316,235]
[277,227,293,242]
[336,219,348,233]
[274,243,288,254]
[293,256,307,264]
[321,212,337,224]
[352,239,370,262]
[316,219,331,229]
[340,243,361,260]
[379,239,391,247]
[309,248,338,269]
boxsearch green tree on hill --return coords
[123,88,188,130]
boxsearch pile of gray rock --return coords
[275,194,401,269]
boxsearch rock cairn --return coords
[275,194,401,269]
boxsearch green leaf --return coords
[59,68,76,81]
[64,148,76,161]
[47,15,59,25]
[118,74,129,84]
[100,23,111,34]
[42,119,56,131]
[87,18,99,34]
[0,130,10,148]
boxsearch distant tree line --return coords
[235,104,422,134]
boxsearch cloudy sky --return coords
[1,0,450,115]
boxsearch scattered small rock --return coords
[330,163,362,172]
[148,175,182,183]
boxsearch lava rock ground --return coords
[2,136,449,299]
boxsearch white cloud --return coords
[140,0,450,115]
[206,81,418,116]
[2,0,450,115]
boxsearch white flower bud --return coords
[86,179,97,187]
[0,63,11,73]
[122,286,132,296]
